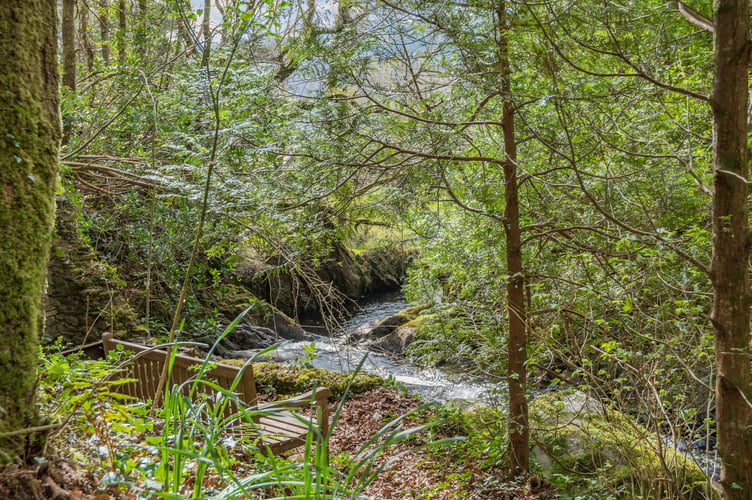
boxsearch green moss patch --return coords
[222,360,383,399]
[530,391,715,499]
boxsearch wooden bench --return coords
[101,332,332,456]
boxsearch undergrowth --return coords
[36,329,453,499]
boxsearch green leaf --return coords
[621,298,632,312]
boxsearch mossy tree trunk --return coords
[710,0,752,495]
[62,0,76,144]
[0,0,60,464]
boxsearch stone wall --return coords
[43,197,140,346]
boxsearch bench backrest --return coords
[101,332,258,408]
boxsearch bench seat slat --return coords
[101,332,331,456]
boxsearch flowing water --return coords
[275,293,719,478]
[272,292,497,402]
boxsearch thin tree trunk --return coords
[117,0,126,65]
[62,0,76,91]
[710,0,752,496]
[100,0,110,64]
[80,1,95,72]
[0,0,61,464]
[200,0,211,67]
[176,0,195,56]
[136,0,146,53]
[497,0,529,477]
[62,0,76,144]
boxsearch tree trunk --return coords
[710,0,752,496]
[497,1,529,477]
[136,0,146,54]
[176,0,196,56]
[62,0,76,145]
[117,0,126,65]
[200,0,211,67]
[100,0,110,65]
[0,0,61,464]
[80,1,95,72]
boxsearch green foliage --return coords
[50,0,731,493]
[38,336,445,498]
[38,345,155,489]
[432,402,507,467]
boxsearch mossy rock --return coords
[211,283,260,319]
[402,311,435,329]
[443,398,501,437]
[530,390,716,499]
[222,360,383,399]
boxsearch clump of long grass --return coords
[155,314,454,498]
[40,310,455,498]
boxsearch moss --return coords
[442,399,501,438]
[0,1,61,463]
[402,312,435,329]
[530,391,715,499]
[222,360,383,399]
[212,283,261,319]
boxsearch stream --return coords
[271,292,497,403]
[270,293,720,479]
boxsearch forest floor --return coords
[0,388,555,499]
[322,388,555,500]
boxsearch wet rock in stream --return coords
[198,324,277,356]
[345,304,430,355]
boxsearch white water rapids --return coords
[270,293,497,403]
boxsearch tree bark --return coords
[100,0,110,64]
[200,0,211,67]
[0,0,61,463]
[80,1,95,72]
[62,0,76,145]
[117,0,126,65]
[62,0,76,91]
[710,0,752,496]
[497,1,529,477]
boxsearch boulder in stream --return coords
[346,304,430,355]
[348,314,408,342]
[368,324,418,354]
[195,323,278,357]
[530,390,715,499]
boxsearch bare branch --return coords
[676,1,714,33]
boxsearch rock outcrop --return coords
[236,243,411,319]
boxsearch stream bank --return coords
[227,292,496,403]
[278,292,721,487]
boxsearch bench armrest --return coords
[259,387,332,410]
[258,387,333,435]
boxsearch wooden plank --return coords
[100,332,328,457]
